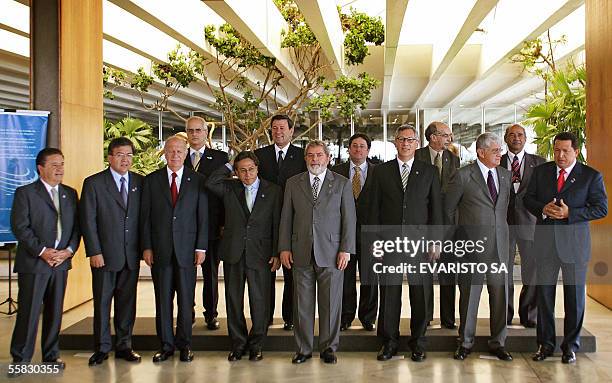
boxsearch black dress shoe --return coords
[454,346,471,360]
[43,358,66,370]
[115,349,141,362]
[206,318,220,330]
[532,345,554,361]
[562,350,576,364]
[411,350,426,362]
[88,352,108,366]
[377,345,398,361]
[249,350,263,361]
[152,350,174,362]
[442,323,457,330]
[340,322,350,331]
[283,322,294,331]
[521,320,537,328]
[228,350,246,361]
[320,348,337,364]
[180,348,194,362]
[490,348,513,361]
[291,353,312,364]
[362,322,375,331]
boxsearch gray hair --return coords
[304,139,330,157]
[475,132,502,150]
[165,135,189,149]
[395,124,417,138]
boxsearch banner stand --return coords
[0,243,18,315]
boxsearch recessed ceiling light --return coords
[397,105,403,108]
[459,104,465,107]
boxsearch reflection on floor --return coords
[1,280,612,382]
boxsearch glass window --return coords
[451,108,481,165]
[354,110,384,164]
[321,113,350,167]
[387,110,418,162]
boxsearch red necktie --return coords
[557,168,566,193]
[171,172,178,207]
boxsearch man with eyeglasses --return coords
[415,121,460,330]
[445,132,512,361]
[81,137,144,365]
[184,116,228,330]
[369,125,443,362]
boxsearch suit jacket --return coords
[140,166,209,268]
[11,180,80,273]
[254,144,307,190]
[184,147,228,240]
[501,152,546,240]
[369,158,443,227]
[330,160,376,226]
[444,162,511,262]
[205,165,282,269]
[278,171,356,268]
[80,168,144,271]
[415,146,460,194]
[524,161,608,264]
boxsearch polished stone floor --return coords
[1,279,612,382]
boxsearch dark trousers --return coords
[269,265,293,324]
[378,277,428,351]
[224,256,271,352]
[537,256,587,352]
[341,252,378,325]
[10,270,67,362]
[424,252,457,327]
[507,233,537,324]
[152,257,196,351]
[200,239,220,321]
[91,264,139,353]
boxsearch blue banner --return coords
[0,112,49,243]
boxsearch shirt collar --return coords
[557,160,577,176]
[428,145,443,158]
[309,169,327,184]
[109,167,129,183]
[350,160,367,172]
[40,178,59,194]
[275,143,290,156]
[243,177,260,190]
[507,150,525,163]
[190,147,205,157]
[397,157,415,169]
[167,166,184,179]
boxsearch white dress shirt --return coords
[396,157,415,176]
[309,169,327,197]
[166,166,184,192]
[476,158,499,192]
[110,167,130,192]
[506,150,525,193]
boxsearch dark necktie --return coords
[277,150,284,170]
[120,176,128,207]
[312,176,320,201]
[511,155,521,183]
[487,170,498,204]
[557,168,566,192]
[171,172,178,207]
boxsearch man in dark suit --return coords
[445,132,513,361]
[10,148,80,370]
[415,121,460,329]
[140,136,208,363]
[525,132,607,364]
[254,114,307,330]
[184,116,228,330]
[205,151,282,362]
[331,133,378,332]
[279,140,356,364]
[501,124,546,328]
[370,125,443,362]
[81,137,144,365]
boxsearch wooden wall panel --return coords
[59,0,103,310]
[585,0,612,309]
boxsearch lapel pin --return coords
[570,178,575,183]
[62,194,66,199]
[415,171,419,175]
[261,194,265,198]
[132,187,138,192]
[206,156,212,160]
[187,177,191,181]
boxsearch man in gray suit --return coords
[445,132,512,361]
[415,121,460,329]
[501,124,545,327]
[10,148,80,371]
[279,140,356,364]
[81,137,144,365]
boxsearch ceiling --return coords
[0,0,586,126]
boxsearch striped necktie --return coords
[511,155,521,183]
[401,163,410,190]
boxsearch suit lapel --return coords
[156,168,172,206]
[232,182,251,218]
[560,162,582,194]
[298,172,315,205]
[496,167,508,204]
[177,168,195,205]
[517,154,535,194]
[104,169,127,210]
[469,163,494,205]
[390,160,404,192]
[34,180,55,211]
[127,171,139,213]
[250,180,269,215]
